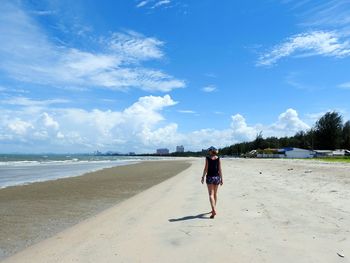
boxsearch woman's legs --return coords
[207,184,216,216]
[213,184,219,205]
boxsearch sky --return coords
[0,0,350,153]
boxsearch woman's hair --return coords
[209,149,218,155]
[208,146,218,154]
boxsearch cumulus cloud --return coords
[41,113,59,130]
[0,95,179,152]
[268,108,310,136]
[7,119,34,136]
[258,31,350,66]
[0,2,184,92]
[0,95,311,152]
[230,114,258,141]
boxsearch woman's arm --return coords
[218,158,223,185]
[201,158,208,184]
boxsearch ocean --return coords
[0,154,163,189]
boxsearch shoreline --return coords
[0,161,139,189]
[0,156,182,189]
[0,160,191,260]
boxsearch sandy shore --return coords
[0,160,191,260]
[2,158,350,263]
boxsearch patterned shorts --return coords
[206,176,221,185]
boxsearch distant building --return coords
[256,148,284,158]
[129,152,136,156]
[176,145,184,153]
[280,148,315,158]
[333,149,350,156]
[314,149,350,157]
[256,148,315,158]
[156,148,169,155]
[314,150,333,157]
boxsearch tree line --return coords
[219,111,350,156]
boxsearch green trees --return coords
[342,121,350,149]
[314,112,343,150]
[253,132,268,150]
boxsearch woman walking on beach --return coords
[201,146,223,219]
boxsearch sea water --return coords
[0,154,163,189]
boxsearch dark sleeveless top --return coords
[206,156,220,177]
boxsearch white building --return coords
[280,147,315,158]
[333,149,350,156]
[176,145,184,153]
[156,148,169,155]
[314,150,333,157]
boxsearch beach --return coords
[2,158,350,262]
[0,160,191,260]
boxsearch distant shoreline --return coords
[0,155,181,189]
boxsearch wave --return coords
[0,159,142,189]
[0,158,146,167]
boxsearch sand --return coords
[0,160,191,260]
[2,158,350,263]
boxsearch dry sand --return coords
[2,158,350,263]
[0,160,191,260]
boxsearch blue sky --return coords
[1,0,350,153]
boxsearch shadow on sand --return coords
[168,212,211,222]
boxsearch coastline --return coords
[0,160,191,260]
[0,156,173,189]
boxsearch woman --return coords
[201,146,223,219]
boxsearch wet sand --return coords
[0,160,191,260]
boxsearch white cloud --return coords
[268,108,310,136]
[2,97,69,107]
[202,85,217,92]
[282,0,350,29]
[0,95,311,153]
[0,95,179,152]
[41,113,59,130]
[178,110,196,114]
[30,10,55,16]
[152,0,171,8]
[258,31,350,66]
[136,0,172,9]
[140,123,180,146]
[338,82,350,89]
[230,114,258,141]
[0,2,185,92]
[7,119,34,136]
[106,31,164,61]
[136,1,149,8]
